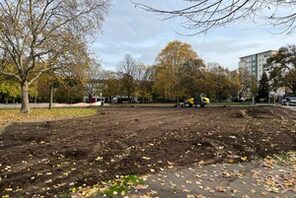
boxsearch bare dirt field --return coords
[0,106,296,197]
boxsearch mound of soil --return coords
[0,107,296,197]
[245,108,275,118]
[233,107,294,119]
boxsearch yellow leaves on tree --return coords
[153,41,202,99]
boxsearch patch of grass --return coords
[102,175,145,197]
[57,191,71,198]
[68,175,145,198]
[273,151,296,166]
[0,108,97,125]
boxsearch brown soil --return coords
[0,106,296,197]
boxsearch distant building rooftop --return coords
[239,50,278,59]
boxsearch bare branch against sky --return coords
[133,0,296,35]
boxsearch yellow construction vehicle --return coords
[181,96,210,108]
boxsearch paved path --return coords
[128,160,295,198]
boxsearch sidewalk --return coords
[125,159,295,198]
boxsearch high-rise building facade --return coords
[239,50,278,81]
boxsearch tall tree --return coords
[117,54,139,102]
[153,41,198,100]
[179,58,206,97]
[208,65,232,102]
[0,0,110,113]
[265,45,296,96]
[238,67,258,100]
[86,60,102,102]
[137,64,154,103]
[102,71,121,102]
[54,77,86,103]
[258,72,270,101]
[36,37,91,109]
[46,36,91,109]
[135,1,296,34]
[229,70,241,100]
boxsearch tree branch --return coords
[29,67,51,85]
[0,71,22,82]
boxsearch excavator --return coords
[180,96,210,108]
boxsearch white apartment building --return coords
[239,50,278,81]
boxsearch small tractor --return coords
[180,96,210,108]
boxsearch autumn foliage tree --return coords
[151,41,243,102]
[0,0,110,113]
[102,71,121,102]
[0,75,20,103]
[238,67,258,100]
[179,59,206,97]
[136,64,154,102]
[207,65,235,102]
[153,41,200,100]
[229,70,241,100]
[36,36,91,109]
[265,45,296,96]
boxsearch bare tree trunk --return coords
[88,93,92,103]
[252,95,255,105]
[128,92,131,103]
[49,85,54,110]
[21,81,30,113]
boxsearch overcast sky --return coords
[89,0,296,71]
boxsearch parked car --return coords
[281,96,296,106]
